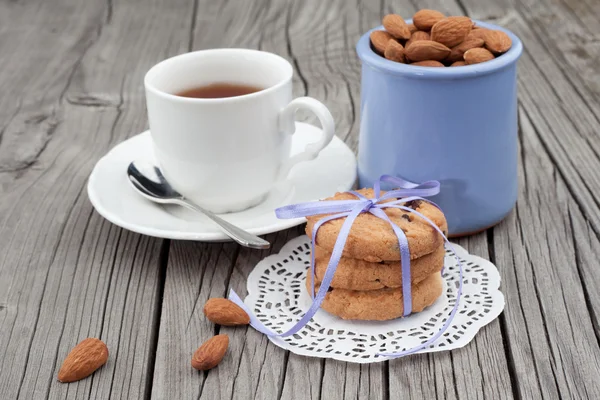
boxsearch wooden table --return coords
[1,0,600,398]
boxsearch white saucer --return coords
[87,122,357,241]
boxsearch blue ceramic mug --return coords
[356,21,523,236]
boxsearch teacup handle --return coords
[277,97,335,181]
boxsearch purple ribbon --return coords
[229,175,464,359]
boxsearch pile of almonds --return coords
[370,10,511,67]
[57,298,250,383]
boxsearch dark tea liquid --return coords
[176,83,263,99]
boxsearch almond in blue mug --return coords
[356,20,523,236]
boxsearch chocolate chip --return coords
[401,214,412,222]
[404,199,423,210]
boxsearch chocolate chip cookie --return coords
[307,272,443,320]
[305,188,447,262]
[312,244,445,291]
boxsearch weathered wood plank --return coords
[387,233,513,400]
[279,0,361,150]
[487,106,600,399]
[279,355,324,400]
[451,235,515,400]
[460,0,600,243]
[198,228,303,400]
[4,0,600,398]
[0,0,105,176]
[455,0,600,396]
[150,240,240,399]
[152,228,304,400]
[320,361,386,400]
[0,0,193,397]
[515,0,600,109]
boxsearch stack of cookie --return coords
[305,188,448,321]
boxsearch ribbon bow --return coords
[230,175,463,358]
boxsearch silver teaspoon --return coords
[127,161,270,249]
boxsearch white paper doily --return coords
[244,236,505,363]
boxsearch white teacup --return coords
[144,49,335,213]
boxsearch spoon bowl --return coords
[127,161,270,249]
[127,162,182,202]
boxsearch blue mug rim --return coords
[356,19,523,79]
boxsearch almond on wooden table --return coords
[57,338,108,383]
[484,29,512,54]
[464,47,495,64]
[405,40,450,62]
[405,30,430,49]
[447,37,484,63]
[412,9,445,31]
[204,298,250,326]
[411,60,445,67]
[191,335,229,371]
[370,30,394,54]
[384,40,406,63]
[430,16,473,48]
[382,14,411,40]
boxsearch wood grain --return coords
[457,0,600,396]
[2,0,600,398]
[461,0,600,239]
[199,229,301,400]
[515,0,600,107]
[150,241,240,399]
[0,0,189,397]
[488,106,600,399]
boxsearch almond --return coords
[484,30,512,54]
[203,298,250,326]
[411,60,445,67]
[464,47,495,64]
[58,338,108,383]
[407,23,418,34]
[431,16,473,48]
[412,9,445,31]
[405,40,450,62]
[191,335,229,371]
[382,14,411,40]
[370,30,394,54]
[450,60,466,67]
[447,37,484,63]
[467,28,489,41]
[384,40,405,63]
[405,30,430,49]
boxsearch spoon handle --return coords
[175,199,271,249]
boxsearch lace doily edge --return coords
[244,235,506,363]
